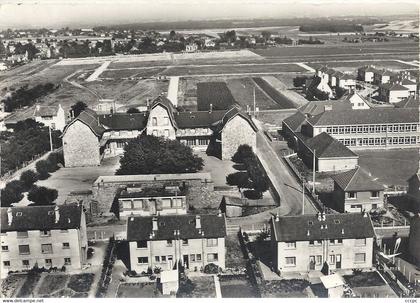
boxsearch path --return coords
[167,76,179,106]
[296,62,316,72]
[86,60,111,82]
[64,71,101,100]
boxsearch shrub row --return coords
[95,238,116,298]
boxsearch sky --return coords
[0,0,418,29]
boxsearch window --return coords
[62,243,70,249]
[329,255,336,265]
[316,255,322,265]
[286,241,296,249]
[337,239,343,244]
[372,204,378,209]
[1,245,8,251]
[355,238,366,246]
[3,261,10,267]
[136,241,147,248]
[163,117,169,126]
[164,129,170,137]
[172,198,182,208]
[22,260,30,266]
[329,239,335,244]
[355,253,366,263]
[161,256,166,262]
[198,138,209,146]
[18,245,30,255]
[40,230,51,237]
[309,240,314,246]
[64,258,71,265]
[137,257,148,264]
[166,240,173,247]
[371,191,379,198]
[45,259,52,266]
[316,240,322,246]
[41,244,53,254]
[186,139,195,146]
[190,254,196,262]
[206,238,218,247]
[207,253,218,262]
[152,117,157,126]
[347,192,357,199]
[155,256,160,263]
[152,130,158,137]
[197,254,202,261]
[285,257,296,266]
[17,231,28,238]
[182,239,189,246]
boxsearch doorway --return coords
[336,254,342,269]
[183,255,189,269]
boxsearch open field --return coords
[308,60,417,72]
[358,148,418,187]
[100,67,167,79]
[253,77,295,109]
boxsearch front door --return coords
[336,254,342,269]
[183,255,189,269]
[309,256,315,270]
[168,255,174,270]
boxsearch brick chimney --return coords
[195,215,201,229]
[54,205,60,223]
[152,217,158,231]
[7,207,12,226]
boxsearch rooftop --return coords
[62,109,106,137]
[99,112,148,131]
[119,186,186,198]
[33,105,60,117]
[271,212,375,242]
[331,166,385,192]
[126,214,226,241]
[304,132,358,158]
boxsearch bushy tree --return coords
[70,101,88,118]
[293,76,309,88]
[117,134,204,175]
[27,186,58,205]
[36,160,50,179]
[226,171,251,189]
[246,156,269,198]
[126,107,140,113]
[20,170,39,190]
[231,144,254,164]
[1,180,25,207]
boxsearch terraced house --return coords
[126,214,226,273]
[0,204,87,278]
[270,212,375,275]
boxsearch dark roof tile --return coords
[304,132,358,158]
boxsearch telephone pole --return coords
[253,87,256,117]
[302,175,305,215]
[312,149,316,194]
[49,126,53,152]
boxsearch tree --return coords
[293,76,309,88]
[20,170,39,190]
[0,180,25,207]
[36,160,50,180]
[27,186,58,205]
[226,171,251,189]
[169,30,176,39]
[231,144,254,164]
[70,101,88,118]
[126,107,140,113]
[247,156,269,198]
[261,31,272,41]
[117,134,204,175]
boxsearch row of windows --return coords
[183,138,210,146]
[285,253,365,266]
[136,238,218,248]
[3,258,71,268]
[14,230,68,238]
[151,117,170,127]
[337,136,417,147]
[347,191,379,199]
[138,253,218,264]
[325,124,418,135]
[3,243,71,255]
[122,198,183,210]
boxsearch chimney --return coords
[317,212,322,221]
[54,205,60,223]
[275,213,280,222]
[36,104,41,111]
[218,209,222,217]
[307,230,310,236]
[195,215,201,229]
[341,228,345,235]
[209,103,213,113]
[152,217,158,231]
[321,212,326,221]
[7,207,12,226]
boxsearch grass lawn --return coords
[358,148,418,187]
[225,234,247,269]
[219,275,258,298]
[16,273,41,298]
[343,271,386,288]
[260,279,311,298]
[177,276,216,298]
[100,67,166,79]
[37,275,69,295]
[1,274,27,298]
[117,283,162,298]
[67,273,95,293]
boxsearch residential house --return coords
[347,92,370,110]
[408,215,420,266]
[305,76,334,99]
[401,79,417,96]
[358,66,377,83]
[126,214,226,273]
[33,104,66,131]
[331,71,344,88]
[379,83,410,103]
[297,132,359,173]
[0,204,87,278]
[337,74,356,91]
[118,185,187,219]
[270,212,375,274]
[331,167,385,212]
[373,70,394,85]
[185,43,198,53]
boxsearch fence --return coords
[95,237,116,298]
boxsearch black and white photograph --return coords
[0,0,419,300]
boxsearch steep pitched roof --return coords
[99,112,148,130]
[307,107,418,126]
[300,100,352,116]
[33,105,59,117]
[1,204,83,232]
[126,214,226,241]
[331,167,384,191]
[151,95,178,129]
[304,132,358,158]
[62,109,106,138]
[215,107,258,133]
[282,111,306,132]
[271,213,375,242]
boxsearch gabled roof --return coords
[300,100,352,116]
[174,110,226,129]
[99,112,148,130]
[304,132,358,158]
[62,109,106,138]
[214,107,258,133]
[271,213,375,242]
[150,95,178,129]
[326,68,336,75]
[340,74,354,80]
[401,78,417,86]
[307,107,418,126]
[394,96,418,108]
[1,204,83,232]
[331,167,384,192]
[332,71,344,78]
[359,66,378,73]
[33,105,59,117]
[282,111,306,132]
[318,66,329,73]
[380,83,410,91]
[126,214,226,241]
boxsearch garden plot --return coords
[36,273,95,298]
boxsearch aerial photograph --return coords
[0,0,419,300]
